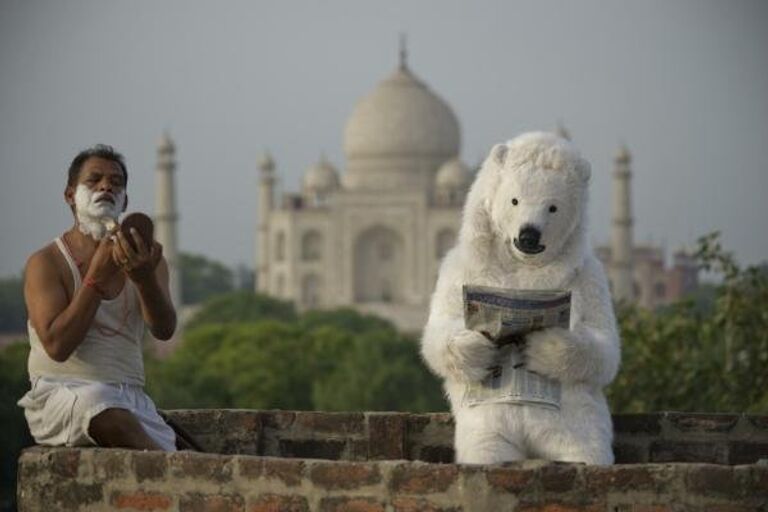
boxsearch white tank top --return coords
[27,237,146,385]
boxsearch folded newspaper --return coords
[461,285,571,409]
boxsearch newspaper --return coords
[462,285,571,409]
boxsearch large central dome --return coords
[342,59,461,191]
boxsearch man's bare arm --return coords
[25,247,106,362]
[114,229,177,340]
[134,256,177,340]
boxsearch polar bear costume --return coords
[421,132,620,465]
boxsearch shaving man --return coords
[18,144,177,451]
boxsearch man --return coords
[18,144,177,451]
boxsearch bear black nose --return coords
[517,226,541,251]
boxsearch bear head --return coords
[459,131,591,267]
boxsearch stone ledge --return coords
[17,447,768,511]
[163,410,768,465]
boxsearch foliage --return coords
[146,303,447,413]
[180,252,234,305]
[608,232,768,413]
[184,291,297,330]
[0,275,25,333]
[0,341,33,511]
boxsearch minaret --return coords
[256,152,275,293]
[610,145,634,303]
[154,133,181,310]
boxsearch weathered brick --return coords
[418,445,454,464]
[406,414,432,434]
[111,490,173,510]
[368,413,406,460]
[319,496,385,512]
[238,457,305,486]
[52,482,103,508]
[728,441,768,465]
[392,497,461,512]
[703,506,761,512]
[612,441,646,463]
[745,415,768,431]
[180,493,245,512]
[227,411,261,432]
[738,465,768,499]
[133,451,168,482]
[517,504,602,512]
[248,494,308,512]
[310,461,381,490]
[613,414,662,435]
[539,464,578,493]
[294,412,365,435]
[91,450,128,479]
[261,410,296,430]
[278,439,346,460]
[666,412,739,433]
[49,449,80,477]
[407,414,453,434]
[650,440,727,464]
[485,467,535,493]
[350,439,370,461]
[686,465,738,498]
[170,452,233,482]
[390,463,458,494]
[612,506,674,512]
[584,466,656,493]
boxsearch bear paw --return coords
[447,329,497,382]
[524,327,573,380]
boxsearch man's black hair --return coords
[67,144,128,187]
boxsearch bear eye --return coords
[511,198,519,206]
[549,205,558,213]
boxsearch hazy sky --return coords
[1,0,766,277]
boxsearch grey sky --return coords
[1,0,766,278]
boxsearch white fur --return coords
[421,132,620,465]
[74,184,125,240]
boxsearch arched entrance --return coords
[353,226,403,303]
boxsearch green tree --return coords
[146,305,448,413]
[0,275,25,333]
[0,341,33,511]
[608,232,768,413]
[184,291,296,330]
[180,252,234,305]
[311,327,446,412]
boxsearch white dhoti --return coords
[18,377,176,451]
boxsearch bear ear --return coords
[491,143,508,167]
[575,157,591,183]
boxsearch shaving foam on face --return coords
[74,184,125,240]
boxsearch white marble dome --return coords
[343,65,460,160]
[435,158,472,189]
[302,157,340,193]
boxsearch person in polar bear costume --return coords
[421,131,620,465]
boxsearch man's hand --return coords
[85,234,120,284]
[113,228,162,284]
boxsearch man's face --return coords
[65,156,128,239]
[66,156,127,218]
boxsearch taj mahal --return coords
[151,49,698,333]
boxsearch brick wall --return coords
[163,410,768,465]
[17,411,768,511]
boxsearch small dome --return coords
[435,158,471,189]
[303,157,340,193]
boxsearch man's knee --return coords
[88,408,148,447]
